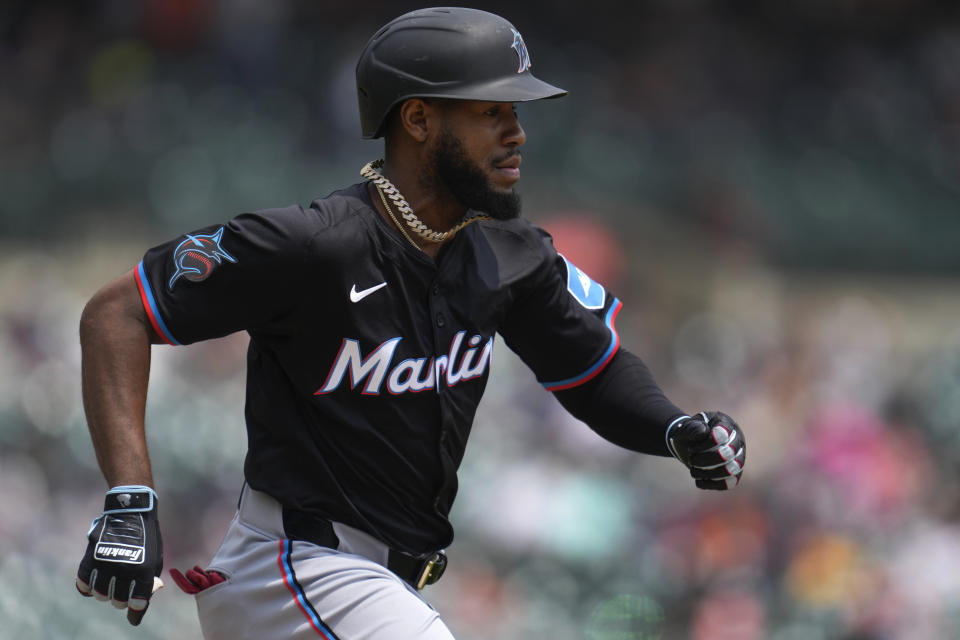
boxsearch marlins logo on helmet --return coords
[168,227,236,288]
[510,28,531,72]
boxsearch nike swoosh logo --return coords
[349,281,388,303]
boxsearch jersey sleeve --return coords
[497,232,622,391]
[135,206,312,345]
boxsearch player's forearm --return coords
[552,348,684,456]
[80,270,156,488]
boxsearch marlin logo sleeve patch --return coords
[560,255,605,310]
[169,227,237,288]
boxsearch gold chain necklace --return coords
[372,181,420,250]
[361,159,490,245]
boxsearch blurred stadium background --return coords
[2,1,960,638]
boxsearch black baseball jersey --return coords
[135,181,622,553]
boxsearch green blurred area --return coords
[2,1,960,639]
[3,0,960,272]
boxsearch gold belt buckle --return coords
[415,552,447,590]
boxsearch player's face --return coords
[427,100,526,220]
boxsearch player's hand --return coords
[666,412,745,490]
[76,485,164,625]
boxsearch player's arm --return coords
[551,347,680,456]
[76,269,164,625]
[552,347,746,490]
[80,269,160,486]
[499,232,745,490]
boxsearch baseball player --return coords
[75,7,746,639]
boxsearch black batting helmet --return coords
[356,7,567,139]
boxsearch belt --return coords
[281,507,447,590]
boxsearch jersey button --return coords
[436,313,445,327]
[432,284,440,296]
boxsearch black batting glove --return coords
[666,411,745,490]
[76,485,164,625]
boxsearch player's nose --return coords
[503,112,526,147]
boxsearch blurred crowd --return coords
[2,1,960,639]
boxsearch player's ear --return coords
[398,98,432,143]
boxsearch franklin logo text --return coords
[95,544,145,564]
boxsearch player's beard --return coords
[428,127,522,221]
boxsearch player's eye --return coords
[484,106,500,116]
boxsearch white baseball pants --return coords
[192,485,456,640]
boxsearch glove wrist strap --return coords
[664,415,689,459]
[104,485,157,513]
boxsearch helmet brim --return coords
[446,73,568,104]
[364,74,568,139]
